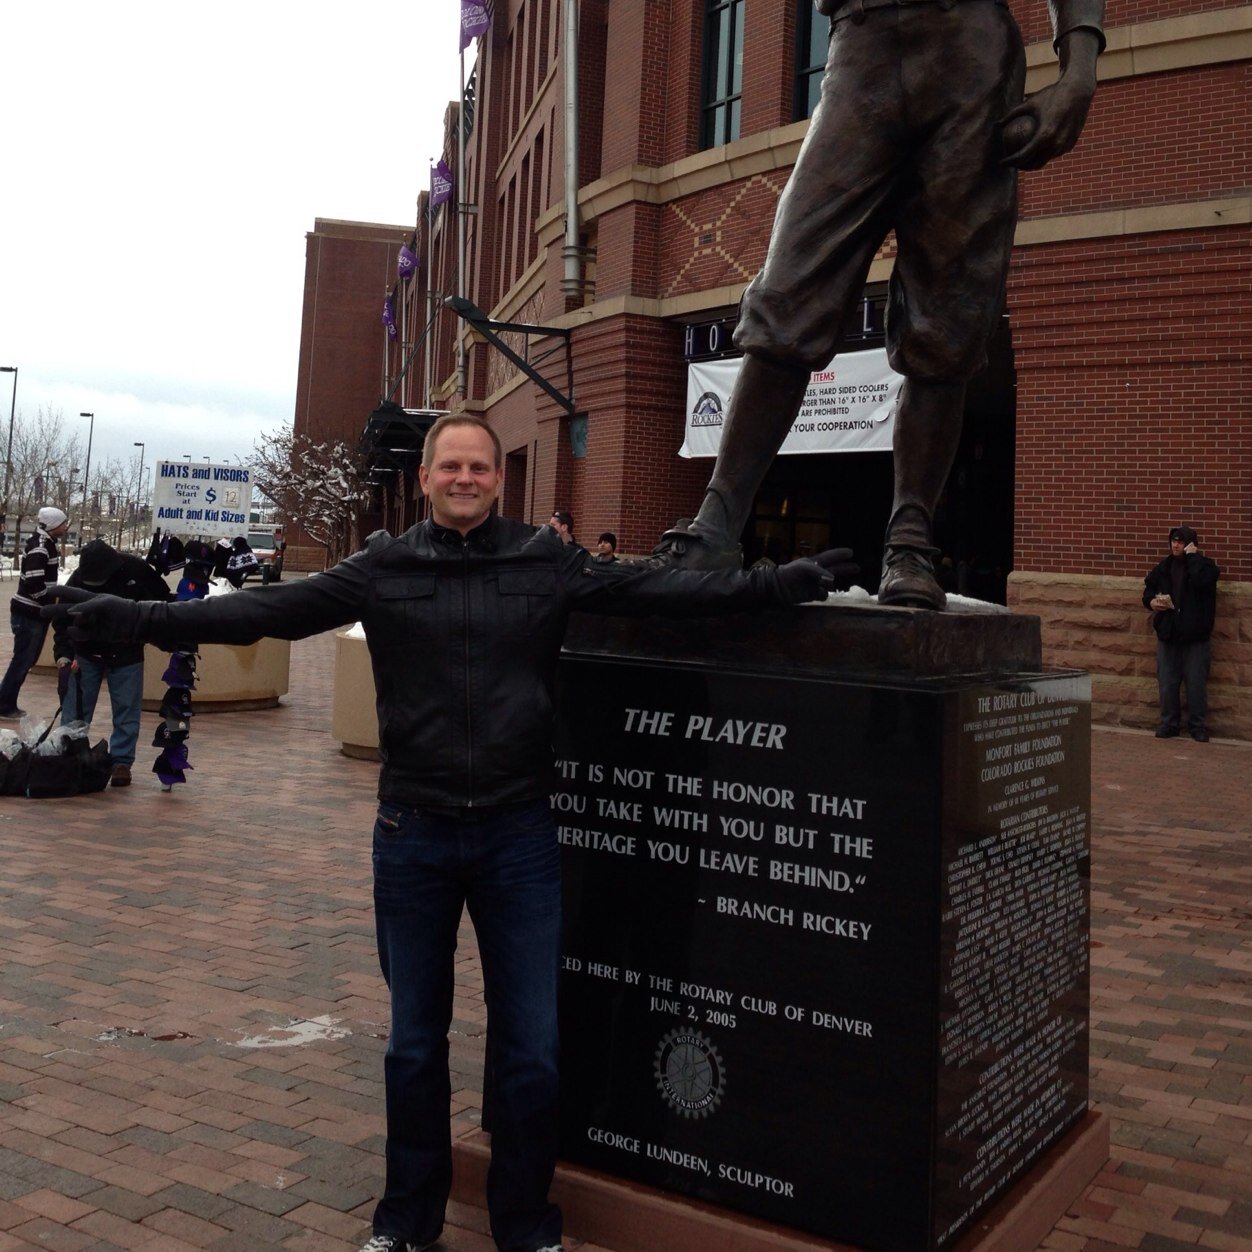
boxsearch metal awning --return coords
[360,403,446,476]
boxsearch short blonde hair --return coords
[422,415,503,471]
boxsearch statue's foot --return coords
[878,545,947,611]
[650,519,743,570]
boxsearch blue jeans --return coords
[61,656,144,766]
[0,613,48,713]
[1156,639,1211,735]
[371,799,562,1252]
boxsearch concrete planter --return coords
[141,638,290,712]
[33,632,290,712]
[332,629,380,759]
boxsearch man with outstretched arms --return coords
[48,415,851,1252]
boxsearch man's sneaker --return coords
[357,1236,432,1252]
[1155,726,1179,739]
[0,707,26,721]
[110,764,133,788]
[534,1246,566,1251]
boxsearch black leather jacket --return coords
[142,515,778,807]
[1142,551,1220,645]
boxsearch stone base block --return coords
[450,1111,1108,1252]
[1009,571,1250,740]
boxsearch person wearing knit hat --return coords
[594,532,619,564]
[1143,525,1221,741]
[0,506,70,718]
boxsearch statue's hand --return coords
[996,26,1096,169]
[1001,28,1100,170]
[1000,79,1093,169]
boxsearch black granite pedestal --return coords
[549,602,1092,1252]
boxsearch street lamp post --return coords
[133,442,145,548]
[79,411,95,535]
[1,366,16,545]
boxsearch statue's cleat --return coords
[650,519,743,571]
[877,545,947,611]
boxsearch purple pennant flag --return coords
[430,159,454,207]
[397,245,419,282]
[382,296,397,340]
[460,0,491,50]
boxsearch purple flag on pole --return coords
[460,0,491,50]
[382,296,397,340]
[397,245,419,282]
[430,159,454,207]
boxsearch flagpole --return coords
[457,40,468,401]
[399,272,407,408]
[425,276,435,410]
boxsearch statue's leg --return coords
[656,15,906,570]
[658,353,814,569]
[877,378,966,610]
[877,3,1025,610]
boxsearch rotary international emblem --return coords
[654,1028,725,1118]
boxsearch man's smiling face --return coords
[418,424,503,534]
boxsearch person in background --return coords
[594,532,618,564]
[547,511,585,556]
[52,538,171,786]
[0,506,69,720]
[1143,525,1220,742]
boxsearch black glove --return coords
[772,547,860,606]
[56,662,72,702]
[41,587,145,649]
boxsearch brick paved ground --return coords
[0,594,1248,1251]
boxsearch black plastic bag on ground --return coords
[4,735,113,798]
[0,672,113,797]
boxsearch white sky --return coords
[0,1,462,478]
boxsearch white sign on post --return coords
[151,461,254,539]
[682,346,904,458]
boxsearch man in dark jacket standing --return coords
[1143,525,1220,741]
[47,416,848,1252]
[53,539,172,786]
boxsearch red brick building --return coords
[289,218,410,568]
[295,0,1250,735]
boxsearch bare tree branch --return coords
[249,424,371,566]
[3,407,84,549]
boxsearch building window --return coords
[794,1,830,121]
[701,0,744,149]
